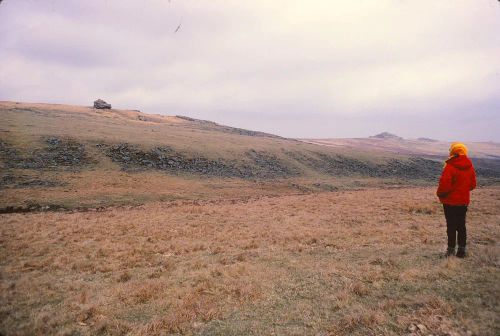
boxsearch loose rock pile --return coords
[471,158,500,178]
[374,158,442,179]
[101,143,295,179]
[286,151,443,180]
[246,149,297,178]
[103,143,238,176]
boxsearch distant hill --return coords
[369,132,403,140]
[417,137,438,142]
[301,134,500,160]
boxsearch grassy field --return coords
[1,101,499,335]
[0,166,431,212]
[1,186,499,336]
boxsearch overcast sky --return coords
[1,1,499,141]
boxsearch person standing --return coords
[436,142,476,258]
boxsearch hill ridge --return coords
[370,132,403,140]
[1,100,499,212]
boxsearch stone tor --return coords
[93,99,112,109]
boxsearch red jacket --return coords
[436,155,476,205]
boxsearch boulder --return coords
[93,99,112,109]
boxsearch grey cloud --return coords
[0,0,499,141]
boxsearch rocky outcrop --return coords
[100,144,298,179]
[370,132,403,140]
[103,143,239,176]
[286,151,444,180]
[246,150,297,177]
[417,137,438,142]
[471,158,500,178]
[93,99,112,109]
[373,157,442,179]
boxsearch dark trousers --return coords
[443,204,467,248]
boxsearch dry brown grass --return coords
[0,101,357,159]
[1,186,499,335]
[0,169,305,209]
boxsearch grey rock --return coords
[93,99,112,109]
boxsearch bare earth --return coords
[1,186,499,336]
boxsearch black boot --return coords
[456,246,466,258]
[445,247,455,257]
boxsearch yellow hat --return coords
[449,142,468,156]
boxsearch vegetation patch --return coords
[0,137,94,170]
[0,173,65,190]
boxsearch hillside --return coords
[1,101,499,211]
[301,133,500,159]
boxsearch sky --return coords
[1,0,499,141]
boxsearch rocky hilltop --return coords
[369,132,403,140]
